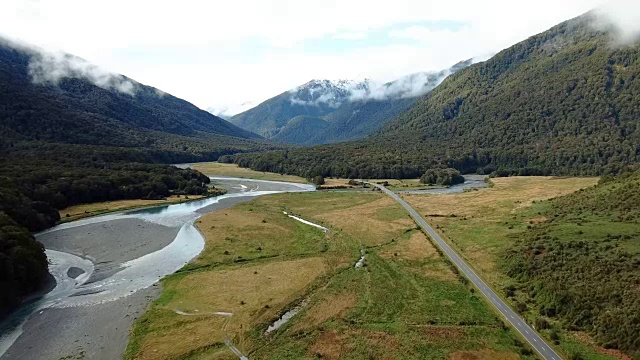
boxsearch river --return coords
[0,177,314,360]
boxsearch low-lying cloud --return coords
[593,1,640,44]
[28,50,137,95]
[289,58,480,107]
[1,35,138,95]
[348,70,453,102]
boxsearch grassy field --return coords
[59,195,205,222]
[402,176,632,360]
[126,191,532,360]
[190,162,308,183]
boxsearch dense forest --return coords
[0,212,49,317]
[0,152,214,316]
[0,39,282,316]
[504,171,640,357]
[223,12,640,178]
[0,39,286,163]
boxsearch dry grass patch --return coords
[405,177,597,220]
[380,231,457,282]
[60,195,203,221]
[309,330,352,360]
[135,257,326,360]
[421,326,466,341]
[322,178,352,187]
[448,349,521,360]
[294,292,357,331]
[316,196,414,246]
[403,176,598,284]
[191,162,308,183]
[380,231,438,260]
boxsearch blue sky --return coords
[1,0,634,115]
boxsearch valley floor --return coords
[125,190,532,359]
[188,162,309,184]
[125,175,629,360]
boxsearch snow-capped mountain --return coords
[229,58,476,143]
[288,79,369,108]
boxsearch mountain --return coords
[229,60,473,145]
[0,38,285,316]
[223,12,640,179]
[229,79,367,139]
[0,38,279,164]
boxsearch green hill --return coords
[504,170,640,357]
[223,12,640,179]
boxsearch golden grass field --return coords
[133,257,327,360]
[127,190,532,360]
[127,177,606,360]
[403,176,598,284]
[190,162,308,183]
[60,195,204,222]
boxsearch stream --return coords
[0,177,314,360]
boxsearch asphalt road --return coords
[369,182,563,360]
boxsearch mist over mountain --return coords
[224,11,640,180]
[0,37,278,163]
[229,59,474,145]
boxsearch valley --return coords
[0,177,314,359]
[1,3,639,360]
[123,171,616,360]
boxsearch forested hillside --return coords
[223,12,640,179]
[504,170,640,357]
[0,39,284,316]
[0,40,283,162]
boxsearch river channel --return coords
[0,177,314,360]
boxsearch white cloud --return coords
[333,31,369,40]
[28,50,137,95]
[594,1,640,43]
[2,0,631,112]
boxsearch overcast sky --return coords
[0,0,627,114]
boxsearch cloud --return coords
[207,101,256,118]
[593,1,640,44]
[0,0,609,110]
[333,31,369,40]
[28,49,137,95]
[287,58,480,108]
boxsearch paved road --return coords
[369,182,563,360]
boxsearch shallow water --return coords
[0,177,314,358]
[395,175,488,194]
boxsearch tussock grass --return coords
[191,162,308,183]
[126,191,535,360]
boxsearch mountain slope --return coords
[229,60,472,145]
[505,171,640,357]
[229,79,364,139]
[223,12,640,178]
[0,39,282,316]
[0,40,275,163]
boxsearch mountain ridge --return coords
[228,59,474,145]
[223,12,640,179]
